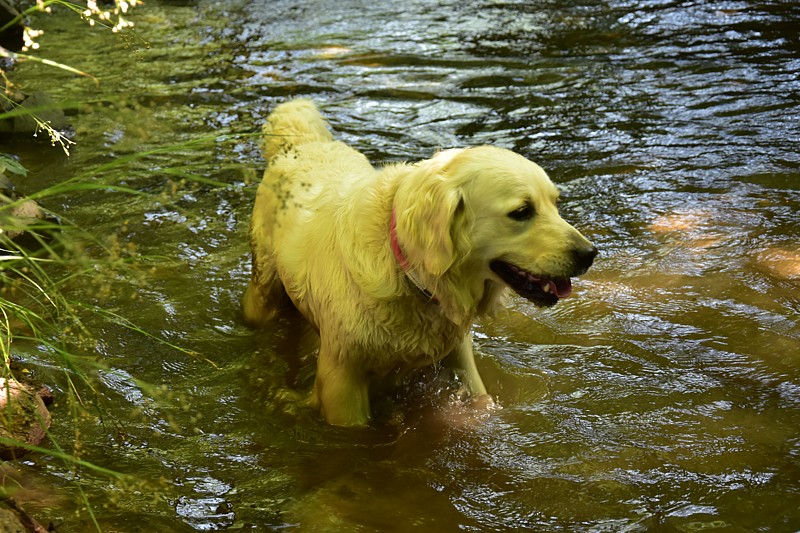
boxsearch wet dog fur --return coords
[244,99,596,426]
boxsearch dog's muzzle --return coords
[490,243,597,307]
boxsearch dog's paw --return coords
[435,393,501,429]
[469,393,500,413]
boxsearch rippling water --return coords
[6,0,799,530]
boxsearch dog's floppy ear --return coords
[395,155,465,277]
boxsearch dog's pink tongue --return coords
[548,279,572,298]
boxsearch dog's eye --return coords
[508,202,534,221]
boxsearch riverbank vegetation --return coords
[1,1,148,529]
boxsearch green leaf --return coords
[0,154,28,176]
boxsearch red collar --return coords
[390,210,411,270]
[390,209,437,302]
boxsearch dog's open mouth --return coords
[490,260,572,307]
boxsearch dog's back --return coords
[261,99,334,160]
[245,99,377,328]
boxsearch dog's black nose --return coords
[572,244,598,275]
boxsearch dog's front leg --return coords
[444,332,488,397]
[311,342,371,427]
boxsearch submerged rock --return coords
[0,173,59,250]
[0,90,71,135]
[0,377,52,460]
[0,500,49,533]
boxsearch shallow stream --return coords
[6,0,800,530]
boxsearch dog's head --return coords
[394,146,596,311]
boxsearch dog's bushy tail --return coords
[261,99,334,160]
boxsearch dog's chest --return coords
[364,302,467,372]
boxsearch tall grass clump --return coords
[0,1,156,529]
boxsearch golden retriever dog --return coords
[244,99,597,426]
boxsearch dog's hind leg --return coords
[242,256,292,327]
[244,186,294,328]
